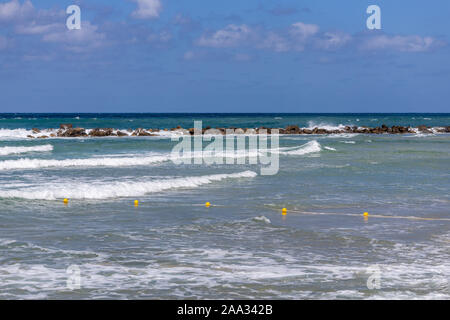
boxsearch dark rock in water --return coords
[59,127,87,137]
[391,126,400,134]
[418,125,428,131]
[138,131,154,136]
[356,128,369,133]
[417,125,432,133]
[371,127,381,134]
[90,128,113,137]
[285,125,300,134]
[132,128,155,136]
[38,135,49,139]
[28,123,449,139]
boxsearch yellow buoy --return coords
[134,200,139,206]
[205,202,211,207]
[363,212,369,217]
[282,208,287,215]
[63,198,69,204]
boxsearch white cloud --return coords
[197,24,253,48]
[258,31,290,52]
[148,30,171,43]
[315,32,352,50]
[42,22,107,52]
[15,22,60,35]
[0,0,33,22]
[131,0,162,19]
[290,22,319,40]
[360,35,442,52]
[0,1,106,53]
[195,22,444,56]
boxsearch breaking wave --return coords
[0,171,257,200]
[277,140,322,155]
[0,145,53,156]
[0,154,171,171]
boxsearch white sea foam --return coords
[0,154,171,171]
[0,129,34,140]
[0,145,53,156]
[305,121,347,131]
[277,140,322,155]
[0,140,324,171]
[253,216,271,224]
[324,146,336,151]
[0,171,257,200]
[327,133,359,139]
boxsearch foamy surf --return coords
[0,171,257,200]
[276,140,322,155]
[0,141,324,171]
[0,145,53,156]
[0,129,35,140]
[0,154,171,171]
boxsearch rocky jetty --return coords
[25,124,450,138]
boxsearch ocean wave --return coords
[276,140,322,155]
[0,154,171,171]
[0,145,53,156]
[0,171,257,200]
[253,216,271,224]
[0,141,324,171]
[306,121,347,131]
[0,129,35,140]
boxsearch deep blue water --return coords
[0,113,449,130]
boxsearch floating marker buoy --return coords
[63,198,69,204]
[282,208,287,215]
[363,212,369,217]
[205,202,211,207]
[134,200,139,206]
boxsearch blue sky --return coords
[0,0,449,113]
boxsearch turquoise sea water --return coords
[0,113,449,299]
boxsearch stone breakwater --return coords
[26,123,450,138]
